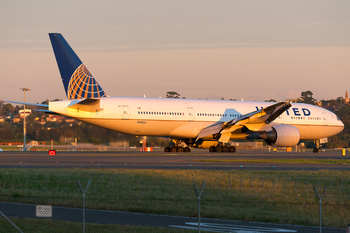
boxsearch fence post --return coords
[77,180,91,233]
[313,186,326,233]
[193,182,205,233]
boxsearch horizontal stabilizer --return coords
[67,98,103,112]
[5,101,48,108]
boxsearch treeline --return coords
[327,105,350,148]
[0,117,168,147]
[1,90,350,148]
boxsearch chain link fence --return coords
[0,169,349,232]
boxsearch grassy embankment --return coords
[0,168,349,228]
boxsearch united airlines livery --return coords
[7,33,344,153]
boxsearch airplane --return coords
[6,33,344,153]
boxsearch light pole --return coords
[20,88,31,151]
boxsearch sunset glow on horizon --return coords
[1,0,349,103]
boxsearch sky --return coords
[0,0,349,103]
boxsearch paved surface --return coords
[0,202,344,233]
[0,149,348,232]
[0,149,350,170]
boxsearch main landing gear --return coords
[164,139,191,153]
[313,139,322,153]
[164,146,191,153]
[209,145,236,153]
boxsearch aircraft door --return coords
[187,107,195,121]
[122,106,130,120]
[322,112,328,126]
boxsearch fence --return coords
[0,169,349,232]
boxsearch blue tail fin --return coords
[49,33,107,99]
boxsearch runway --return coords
[0,149,349,170]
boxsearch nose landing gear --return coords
[313,139,322,153]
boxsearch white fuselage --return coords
[49,97,344,141]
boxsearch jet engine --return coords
[260,125,300,147]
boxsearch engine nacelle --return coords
[263,125,300,147]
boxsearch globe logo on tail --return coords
[67,64,106,99]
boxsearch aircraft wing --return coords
[196,102,291,143]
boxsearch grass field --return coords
[0,168,349,228]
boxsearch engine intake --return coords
[260,125,300,147]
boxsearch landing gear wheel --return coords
[313,148,322,153]
[170,146,177,153]
[177,147,184,153]
[164,146,170,152]
[223,146,229,152]
[313,139,322,153]
[184,147,191,152]
[313,147,322,153]
[215,146,223,153]
[209,146,215,153]
[229,146,236,153]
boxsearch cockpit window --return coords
[337,117,340,121]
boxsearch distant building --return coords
[38,120,46,125]
[110,141,130,147]
[19,109,32,118]
[12,114,21,123]
[345,91,349,104]
[230,141,263,148]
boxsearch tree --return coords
[0,100,4,110]
[336,97,344,104]
[328,99,340,108]
[2,103,14,115]
[299,91,316,105]
[166,91,180,98]
[41,99,49,105]
[265,99,277,102]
